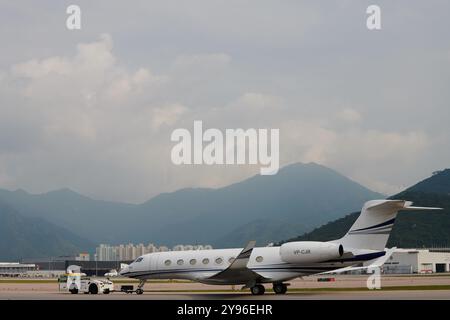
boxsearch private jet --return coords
[120,199,441,295]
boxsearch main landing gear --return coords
[136,279,146,295]
[272,283,288,294]
[250,284,265,295]
[249,283,288,295]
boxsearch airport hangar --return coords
[21,259,131,277]
[383,248,450,274]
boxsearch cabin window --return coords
[164,260,171,266]
[228,257,235,264]
[134,257,144,263]
[177,259,184,265]
[256,256,264,263]
[215,257,223,265]
[190,259,197,265]
[202,258,209,265]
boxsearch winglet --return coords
[242,240,256,255]
[366,247,396,268]
[228,240,256,270]
[207,240,263,282]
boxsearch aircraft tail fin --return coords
[335,200,441,251]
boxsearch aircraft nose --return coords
[119,264,130,275]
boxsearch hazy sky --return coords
[1,1,449,203]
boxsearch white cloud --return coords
[12,57,72,78]
[1,1,450,202]
[0,30,443,200]
[337,108,362,123]
[151,104,188,131]
[172,53,231,71]
[325,129,430,195]
[235,93,283,110]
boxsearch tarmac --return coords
[1,290,450,300]
[1,275,450,300]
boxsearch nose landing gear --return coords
[136,279,146,295]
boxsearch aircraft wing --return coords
[207,241,265,283]
[318,247,397,275]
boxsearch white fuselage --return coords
[119,200,440,288]
[120,245,382,285]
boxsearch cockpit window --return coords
[134,257,144,263]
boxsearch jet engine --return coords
[279,241,344,263]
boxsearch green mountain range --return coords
[2,163,449,260]
[284,169,450,248]
[131,162,384,247]
[0,162,383,259]
[0,201,93,261]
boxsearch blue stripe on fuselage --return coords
[121,251,386,279]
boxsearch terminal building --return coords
[0,262,37,276]
[20,257,132,277]
[384,248,450,274]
